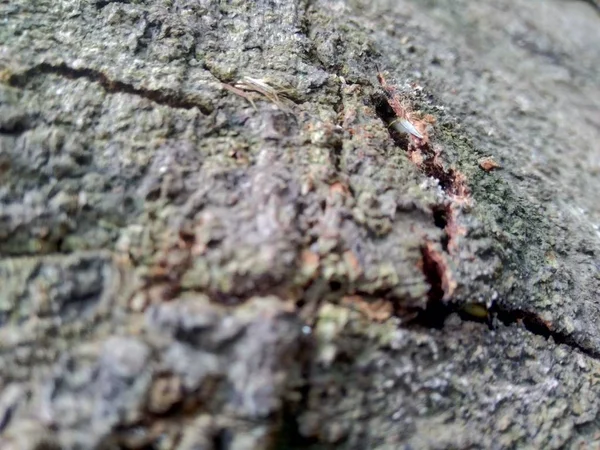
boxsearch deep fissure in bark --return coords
[410,245,451,329]
[372,87,600,361]
[373,92,467,196]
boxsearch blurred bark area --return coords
[0,0,599,448]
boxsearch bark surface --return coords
[1,0,599,449]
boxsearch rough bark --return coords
[0,0,599,449]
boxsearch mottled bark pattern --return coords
[1,0,599,449]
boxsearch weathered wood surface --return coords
[1,0,599,448]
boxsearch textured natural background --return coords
[1,0,600,449]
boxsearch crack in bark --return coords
[370,77,600,362]
[94,0,131,10]
[373,91,468,198]
[411,296,600,358]
[7,62,212,114]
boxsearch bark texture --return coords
[1,0,599,449]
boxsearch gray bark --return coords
[0,0,599,448]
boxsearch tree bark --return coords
[1,0,599,448]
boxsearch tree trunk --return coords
[1,0,599,448]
